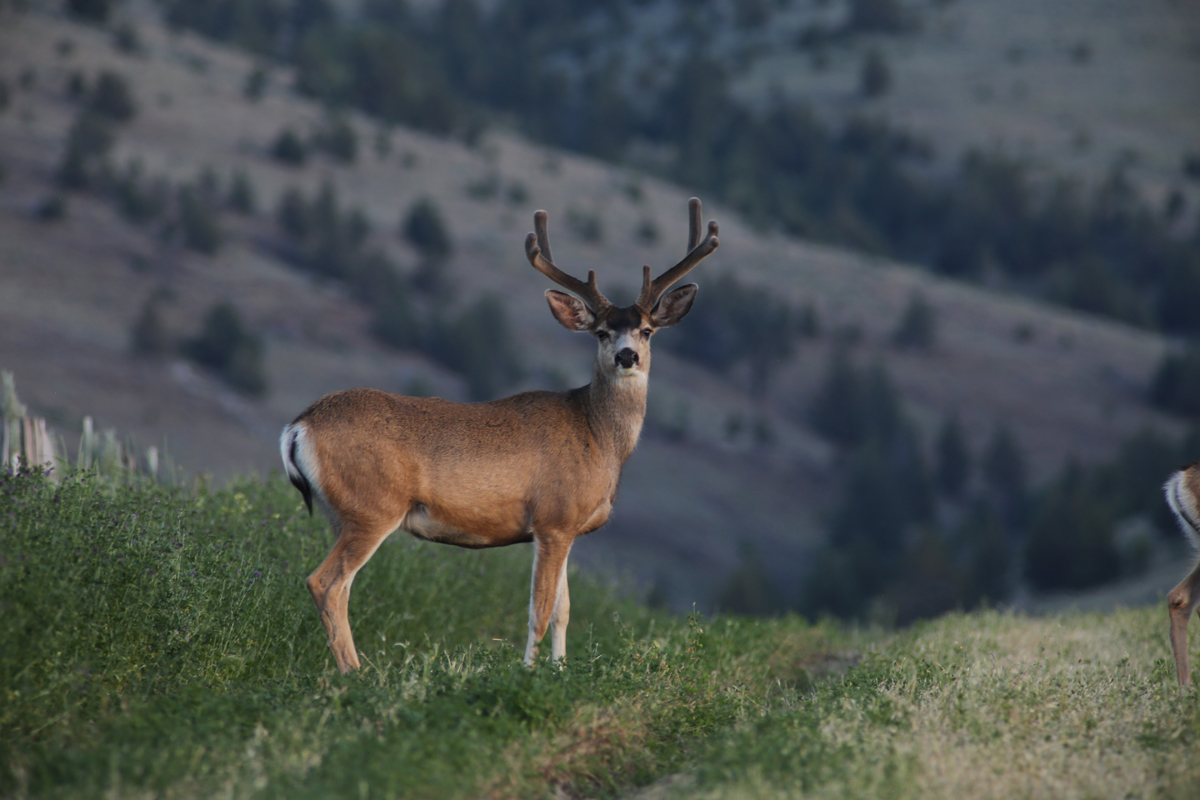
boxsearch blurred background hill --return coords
[1,0,1199,620]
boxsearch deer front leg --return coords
[550,554,571,662]
[306,521,392,674]
[1168,561,1200,686]
[524,535,573,666]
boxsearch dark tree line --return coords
[796,346,1191,624]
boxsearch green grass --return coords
[2,469,1198,798]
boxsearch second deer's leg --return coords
[524,535,573,666]
[1169,559,1200,686]
[306,520,393,674]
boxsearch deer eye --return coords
[595,330,610,341]
[641,328,654,338]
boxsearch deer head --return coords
[526,197,719,382]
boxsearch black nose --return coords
[615,348,638,369]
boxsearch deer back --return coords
[291,388,625,542]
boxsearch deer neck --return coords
[581,361,648,465]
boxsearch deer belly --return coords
[400,503,530,548]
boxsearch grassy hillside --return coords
[2,471,1197,798]
[0,5,1192,612]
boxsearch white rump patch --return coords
[1166,470,1200,551]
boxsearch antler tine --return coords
[526,210,609,312]
[637,197,719,310]
[687,196,702,252]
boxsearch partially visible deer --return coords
[281,198,718,672]
[1165,462,1200,685]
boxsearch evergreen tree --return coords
[426,294,520,400]
[982,422,1027,528]
[892,290,936,349]
[861,49,892,98]
[935,412,971,499]
[130,295,169,357]
[228,169,256,215]
[861,361,904,445]
[1151,346,1200,420]
[58,111,113,189]
[182,302,267,396]
[1024,461,1119,592]
[798,544,866,621]
[277,186,310,239]
[88,71,137,122]
[271,128,308,166]
[848,0,911,33]
[67,0,111,23]
[808,344,864,446]
[956,501,1011,607]
[402,197,453,260]
[177,185,222,255]
[715,543,782,616]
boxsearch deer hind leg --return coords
[307,520,393,674]
[524,535,573,666]
[1168,559,1200,686]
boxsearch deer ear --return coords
[546,290,595,332]
[650,284,697,328]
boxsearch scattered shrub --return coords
[982,423,1028,529]
[665,273,799,397]
[1150,346,1200,420]
[313,115,358,163]
[35,195,67,221]
[1024,462,1119,592]
[861,48,892,98]
[848,0,914,34]
[716,544,782,615]
[402,196,453,260]
[114,162,164,224]
[88,70,137,122]
[177,185,223,255]
[566,207,604,243]
[276,186,310,239]
[1184,153,1200,181]
[370,277,421,350]
[466,173,499,200]
[635,218,659,245]
[57,110,113,189]
[426,294,522,400]
[808,350,904,448]
[505,181,528,206]
[65,70,86,99]
[228,169,256,215]
[934,412,971,499]
[130,294,169,357]
[113,22,143,56]
[66,0,111,23]
[182,302,267,396]
[243,66,268,101]
[271,127,308,166]
[891,290,936,349]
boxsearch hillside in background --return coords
[0,1,1197,616]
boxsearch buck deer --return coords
[280,198,718,672]
[1165,462,1200,685]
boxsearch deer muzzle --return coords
[615,348,639,370]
